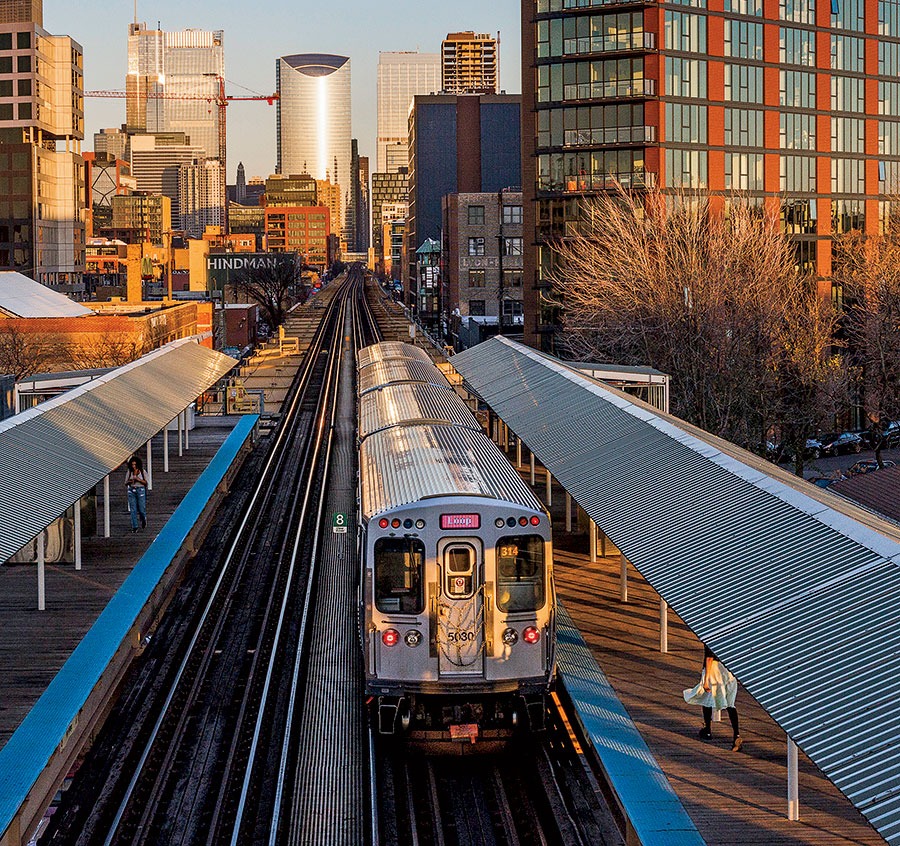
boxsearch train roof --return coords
[360,424,544,520]
[358,381,480,441]
[357,341,433,371]
[358,357,448,395]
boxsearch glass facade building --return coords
[276,54,352,246]
[522,0,900,348]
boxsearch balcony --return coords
[563,125,656,147]
[562,31,656,56]
[562,78,656,102]
[537,170,657,194]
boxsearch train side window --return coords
[375,537,426,614]
[496,535,545,612]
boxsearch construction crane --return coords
[85,77,278,234]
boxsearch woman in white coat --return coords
[684,645,742,752]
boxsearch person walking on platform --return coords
[684,644,742,752]
[125,455,149,533]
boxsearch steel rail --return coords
[99,283,348,846]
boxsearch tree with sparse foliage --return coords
[0,323,54,379]
[833,217,900,465]
[232,256,303,330]
[549,185,845,475]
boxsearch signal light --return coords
[391,518,401,529]
[404,630,422,647]
[382,628,400,647]
[523,626,541,644]
[507,517,517,527]
[519,517,528,526]
[530,516,540,526]
[378,518,389,529]
[501,627,518,645]
[403,518,413,528]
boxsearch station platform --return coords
[0,415,257,845]
[537,470,886,845]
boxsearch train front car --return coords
[357,343,555,747]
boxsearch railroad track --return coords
[42,269,378,846]
[373,695,623,846]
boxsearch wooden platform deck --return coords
[537,469,886,845]
[0,417,240,746]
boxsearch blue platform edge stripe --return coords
[557,602,706,846]
[0,415,258,836]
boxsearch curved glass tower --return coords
[276,53,351,242]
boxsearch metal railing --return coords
[562,78,656,101]
[563,125,656,147]
[537,170,658,192]
[562,31,656,56]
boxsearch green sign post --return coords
[332,513,348,534]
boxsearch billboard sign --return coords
[206,252,297,291]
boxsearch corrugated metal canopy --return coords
[0,340,237,562]
[357,341,432,370]
[360,424,543,520]
[358,382,480,441]
[358,358,448,396]
[0,272,94,317]
[453,336,900,846]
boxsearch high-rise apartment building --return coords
[264,172,318,207]
[521,0,900,348]
[178,158,224,237]
[264,205,330,265]
[442,32,498,94]
[94,127,128,161]
[276,53,352,246]
[371,170,408,260]
[109,193,172,246]
[316,178,344,251]
[0,0,84,290]
[376,51,441,172]
[126,23,224,162]
[357,153,370,252]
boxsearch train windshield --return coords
[496,535,545,612]
[375,537,426,614]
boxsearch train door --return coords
[436,540,484,677]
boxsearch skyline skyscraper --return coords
[276,53,352,244]
[376,50,440,173]
[441,32,498,94]
[126,22,224,162]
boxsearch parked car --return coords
[778,437,823,461]
[848,459,897,476]
[883,421,900,448]
[819,431,864,456]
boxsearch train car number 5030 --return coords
[446,630,476,643]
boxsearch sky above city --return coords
[45,0,522,182]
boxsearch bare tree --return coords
[232,255,302,330]
[549,185,842,472]
[0,322,54,379]
[67,332,142,370]
[833,217,900,465]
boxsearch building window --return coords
[780,0,816,23]
[665,149,708,188]
[664,11,707,53]
[780,70,816,109]
[880,40,900,75]
[879,80,900,115]
[725,108,763,146]
[0,34,10,50]
[725,153,764,190]
[725,64,763,103]
[469,300,486,316]
[0,103,12,120]
[468,237,485,256]
[781,112,817,148]
[502,237,523,256]
[16,31,30,49]
[503,269,523,287]
[502,300,524,318]
[667,103,707,143]
[502,205,522,225]
[880,0,900,35]
[831,34,865,71]
[468,269,486,288]
[16,55,29,73]
[16,102,30,120]
[780,155,817,191]
[879,120,900,154]
[832,157,865,193]
[468,205,485,225]
[832,0,864,29]
[0,56,12,74]
[0,80,10,97]
[16,79,29,97]
[665,57,707,99]
[780,28,816,64]
[726,0,763,13]
[832,117,865,152]
[725,20,763,59]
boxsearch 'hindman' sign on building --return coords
[207,252,297,291]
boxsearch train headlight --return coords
[523,626,541,644]
[382,628,400,647]
[415,519,426,529]
[404,630,422,647]
[502,627,518,646]
[495,518,505,528]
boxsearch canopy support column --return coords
[565,491,572,532]
[659,598,668,652]
[590,519,597,563]
[74,498,82,572]
[184,407,190,450]
[545,469,552,508]
[516,437,522,469]
[103,475,110,538]
[620,554,628,603]
[37,532,45,611]
[530,453,535,486]
[178,409,184,457]
[788,738,800,821]
[146,439,153,491]
[164,423,170,473]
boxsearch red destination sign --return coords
[440,513,480,530]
